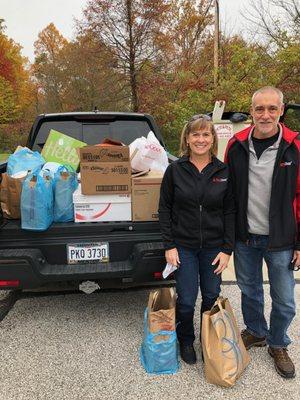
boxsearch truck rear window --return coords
[32,119,153,151]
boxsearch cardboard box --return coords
[131,170,163,221]
[79,145,131,195]
[42,129,86,170]
[73,185,131,223]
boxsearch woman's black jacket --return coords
[158,156,235,254]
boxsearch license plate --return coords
[67,242,109,264]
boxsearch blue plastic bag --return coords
[21,171,54,231]
[140,308,179,375]
[53,165,78,222]
[7,148,45,176]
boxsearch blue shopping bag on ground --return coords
[7,148,45,176]
[140,308,179,375]
[21,171,54,231]
[53,165,78,222]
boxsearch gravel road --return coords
[0,284,299,400]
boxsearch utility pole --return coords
[214,0,220,88]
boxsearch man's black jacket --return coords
[158,156,235,253]
[224,123,300,251]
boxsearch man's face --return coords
[250,90,284,137]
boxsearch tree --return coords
[62,32,129,111]
[0,22,34,123]
[244,0,300,102]
[136,1,215,131]
[33,23,68,112]
[80,0,173,111]
[246,0,300,47]
[170,0,214,69]
[0,21,36,151]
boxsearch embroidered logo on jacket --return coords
[280,161,293,167]
[212,177,227,183]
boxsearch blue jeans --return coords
[176,246,222,345]
[234,234,296,348]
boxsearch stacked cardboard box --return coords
[74,143,132,222]
[131,170,163,222]
[73,185,131,222]
[79,145,131,195]
[75,143,164,223]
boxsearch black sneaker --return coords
[179,343,197,364]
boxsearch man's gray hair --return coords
[252,86,284,105]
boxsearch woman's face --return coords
[187,127,214,158]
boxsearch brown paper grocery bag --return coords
[147,287,176,334]
[0,173,25,219]
[201,296,250,388]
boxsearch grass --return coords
[0,153,10,162]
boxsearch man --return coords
[225,86,300,379]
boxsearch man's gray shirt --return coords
[247,126,282,235]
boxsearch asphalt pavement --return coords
[0,284,299,400]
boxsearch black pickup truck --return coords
[0,112,175,318]
[0,104,299,320]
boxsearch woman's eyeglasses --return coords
[188,114,212,123]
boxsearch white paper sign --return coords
[215,124,234,139]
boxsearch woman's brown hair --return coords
[179,114,218,157]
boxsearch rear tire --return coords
[0,289,21,322]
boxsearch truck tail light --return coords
[153,272,162,279]
[0,280,20,288]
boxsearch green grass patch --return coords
[0,153,10,162]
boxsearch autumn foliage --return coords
[0,0,299,153]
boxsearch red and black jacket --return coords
[224,123,300,251]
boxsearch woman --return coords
[158,114,235,365]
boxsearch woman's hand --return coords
[212,252,231,275]
[165,248,180,267]
[292,250,300,269]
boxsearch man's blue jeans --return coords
[176,246,222,345]
[234,234,296,348]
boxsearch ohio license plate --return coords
[67,242,109,264]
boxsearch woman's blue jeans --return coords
[175,246,222,345]
[234,234,296,348]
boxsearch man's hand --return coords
[212,252,231,275]
[292,250,300,269]
[165,248,180,267]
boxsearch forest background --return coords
[0,0,299,156]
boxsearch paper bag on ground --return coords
[147,287,176,334]
[202,296,250,388]
[140,287,179,375]
[0,173,25,219]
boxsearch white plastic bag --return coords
[40,162,62,178]
[130,131,169,173]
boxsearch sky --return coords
[1,0,250,62]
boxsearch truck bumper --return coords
[0,243,167,289]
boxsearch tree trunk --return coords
[127,0,139,112]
